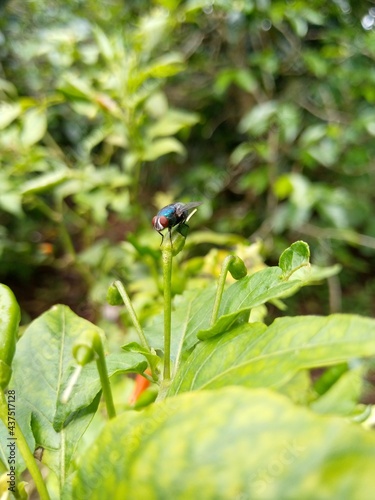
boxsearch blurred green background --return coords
[1,0,375,324]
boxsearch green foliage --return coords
[72,387,375,499]
[0,1,198,288]
[1,0,375,496]
[8,306,145,481]
[0,284,20,387]
[169,314,375,395]
[1,0,375,316]
[0,241,374,498]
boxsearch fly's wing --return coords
[174,201,203,217]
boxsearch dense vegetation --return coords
[1,0,375,318]
[1,1,375,499]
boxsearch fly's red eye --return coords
[152,216,157,227]
[159,216,168,228]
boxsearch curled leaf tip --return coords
[72,329,102,366]
[106,283,123,306]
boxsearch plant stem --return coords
[95,345,116,419]
[114,280,151,352]
[210,255,235,326]
[0,391,50,500]
[162,247,173,381]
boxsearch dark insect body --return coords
[152,201,202,245]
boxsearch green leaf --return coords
[238,101,277,135]
[72,387,375,499]
[21,171,72,196]
[0,192,23,216]
[147,109,200,138]
[10,305,145,485]
[198,242,338,341]
[10,306,99,482]
[142,137,185,161]
[306,138,340,167]
[0,102,21,129]
[229,142,254,165]
[59,73,95,100]
[121,342,160,377]
[0,78,18,97]
[277,103,301,143]
[311,366,365,417]
[293,263,341,282]
[139,53,185,81]
[197,267,299,341]
[54,352,147,430]
[279,240,310,278]
[214,68,257,96]
[93,26,114,61]
[20,108,47,147]
[135,10,170,54]
[170,314,375,395]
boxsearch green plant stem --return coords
[113,280,151,352]
[162,247,173,381]
[210,255,236,327]
[95,345,116,419]
[0,391,50,500]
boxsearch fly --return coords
[152,201,203,245]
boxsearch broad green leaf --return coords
[142,137,185,161]
[72,387,375,499]
[0,192,23,216]
[306,138,340,167]
[299,123,327,146]
[278,103,301,143]
[10,305,100,483]
[229,142,254,165]
[279,240,310,278]
[93,27,114,61]
[135,10,170,53]
[136,53,185,87]
[197,267,300,340]
[289,16,308,37]
[20,108,47,147]
[170,314,375,395]
[0,102,21,129]
[54,352,147,430]
[298,263,341,282]
[59,73,95,100]
[147,109,200,138]
[198,242,339,341]
[81,124,114,154]
[11,305,145,486]
[0,78,17,97]
[0,416,26,475]
[144,53,185,78]
[276,370,313,405]
[238,101,277,135]
[214,68,257,96]
[70,101,98,119]
[21,171,72,196]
